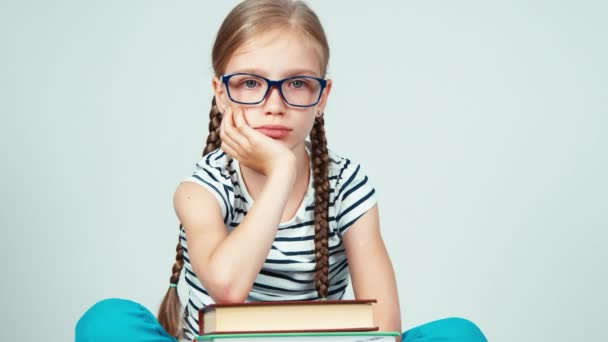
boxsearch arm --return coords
[174,159,296,304]
[343,204,402,341]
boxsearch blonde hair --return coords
[158,0,331,338]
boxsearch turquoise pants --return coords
[76,298,487,342]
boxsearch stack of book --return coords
[194,299,399,341]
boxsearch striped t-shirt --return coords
[178,141,377,341]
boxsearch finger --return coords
[241,109,251,126]
[220,108,238,147]
[220,125,238,150]
[233,108,248,132]
[224,107,249,148]
[220,106,230,135]
[220,107,237,143]
[220,114,240,156]
[220,140,239,160]
[234,108,258,140]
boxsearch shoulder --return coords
[325,146,378,235]
[326,147,372,193]
[178,148,236,223]
[189,148,233,185]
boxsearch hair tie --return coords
[169,283,178,288]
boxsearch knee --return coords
[75,298,145,341]
[403,317,487,342]
[437,317,487,342]
[439,317,486,340]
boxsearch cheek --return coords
[300,114,317,134]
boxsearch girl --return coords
[76,1,487,341]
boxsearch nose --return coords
[263,85,286,115]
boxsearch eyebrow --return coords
[230,68,321,78]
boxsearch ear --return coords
[212,76,227,112]
[315,79,332,116]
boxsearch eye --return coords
[244,79,259,88]
[289,79,309,89]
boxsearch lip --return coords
[255,125,292,139]
[256,125,291,130]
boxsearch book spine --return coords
[199,309,204,336]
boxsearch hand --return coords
[219,106,296,177]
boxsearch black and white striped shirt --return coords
[179,141,377,341]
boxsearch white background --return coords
[2,1,607,341]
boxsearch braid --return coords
[310,115,330,298]
[203,97,224,156]
[157,225,186,338]
[158,96,225,338]
[204,97,234,169]
[171,230,185,285]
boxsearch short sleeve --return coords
[182,160,234,224]
[334,161,377,237]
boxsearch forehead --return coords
[225,30,324,78]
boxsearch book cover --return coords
[202,299,377,312]
[195,331,400,342]
[199,299,378,335]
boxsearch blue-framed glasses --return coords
[221,72,327,107]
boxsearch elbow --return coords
[213,286,248,304]
[191,258,250,304]
[211,280,249,304]
[205,268,249,304]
